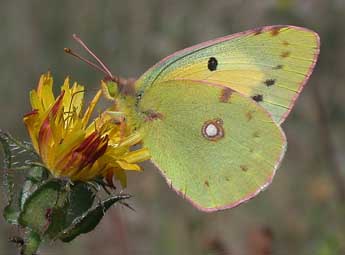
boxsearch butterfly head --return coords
[101,77,137,101]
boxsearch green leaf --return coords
[44,203,68,239]
[0,131,16,223]
[1,131,43,224]
[21,230,41,255]
[44,186,69,239]
[59,194,130,242]
[3,206,19,224]
[65,182,96,227]
[19,167,47,210]
[18,180,66,236]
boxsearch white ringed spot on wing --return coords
[201,118,224,141]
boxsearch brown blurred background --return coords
[1,0,345,254]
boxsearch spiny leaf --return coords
[65,182,96,227]
[59,194,130,242]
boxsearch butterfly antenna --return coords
[64,47,110,76]
[65,34,117,81]
[72,34,115,79]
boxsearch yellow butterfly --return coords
[68,25,320,211]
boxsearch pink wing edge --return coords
[148,78,288,212]
[141,25,321,125]
[278,27,320,124]
[150,132,287,212]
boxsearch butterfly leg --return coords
[119,115,126,141]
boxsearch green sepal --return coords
[21,230,41,255]
[18,179,67,236]
[1,131,44,224]
[59,194,130,242]
[65,182,96,227]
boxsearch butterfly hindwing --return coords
[136,25,320,124]
[137,80,286,211]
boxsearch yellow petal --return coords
[116,160,141,171]
[30,90,43,112]
[81,89,102,129]
[61,78,85,118]
[113,132,142,147]
[23,110,40,153]
[122,148,151,163]
[37,73,55,110]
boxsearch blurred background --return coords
[1,0,345,254]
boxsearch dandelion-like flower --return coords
[23,72,150,186]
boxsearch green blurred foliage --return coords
[1,0,345,254]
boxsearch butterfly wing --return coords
[136,25,320,124]
[137,80,286,211]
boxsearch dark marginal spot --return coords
[273,64,283,70]
[240,165,248,172]
[219,88,233,103]
[281,51,290,58]
[204,180,210,187]
[201,118,224,141]
[252,94,263,102]
[283,40,290,46]
[253,131,260,138]
[225,177,230,181]
[264,79,276,87]
[246,110,254,121]
[271,27,281,36]
[144,110,164,122]
[253,28,264,35]
[208,57,218,71]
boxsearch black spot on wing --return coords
[252,94,263,102]
[208,57,218,71]
[273,64,283,70]
[264,79,276,87]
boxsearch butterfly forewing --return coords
[136,25,320,124]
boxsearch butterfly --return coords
[68,25,320,212]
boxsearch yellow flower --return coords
[23,72,150,187]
